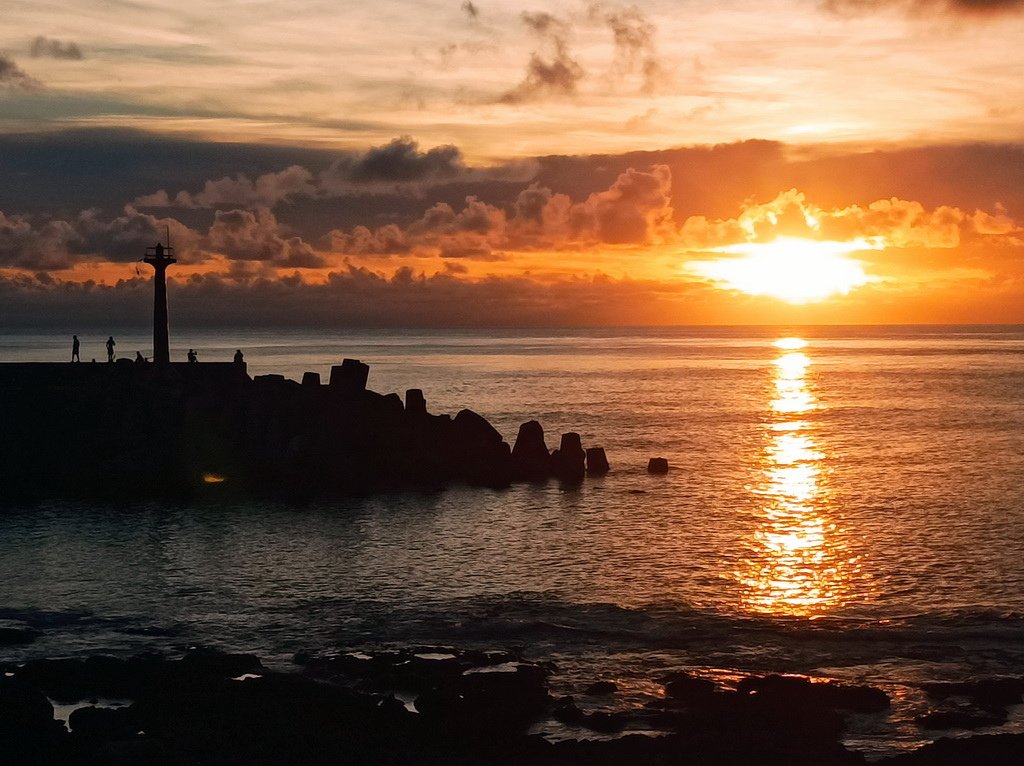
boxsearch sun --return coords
[685,236,881,303]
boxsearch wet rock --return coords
[511,420,551,481]
[922,678,1024,708]
[450,409,512,487]
[879,732,1024,765]
[68,705,140,741]
[414,664,551,737]
[737,674,889,713]
[553,432,586,482]
[648,457,669,474]
[179,647,264,679]
[0,675,65,761]
[551,696,584,725]
[581,710,629,733]
[0,626,40,645]
[662,671,717,705]
[916,707,1007,731]
[586,447,610,476]
[585,680,618,696]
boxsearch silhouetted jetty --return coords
[0,357,608,501]
[0,237,608,501]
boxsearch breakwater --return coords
[0,359,609,501]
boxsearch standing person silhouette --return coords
[233,349,244,365]
[106,336,116,363]
[71,335,80,363]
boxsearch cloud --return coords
[499,12,584,103]
[0,55,41,90]
[0,267,711,329]
[672,189,1024,252]
[328,136,465,185]
[206,208,324,267]
[30,36,84,60]
[0,212,78,269]
[136,165,316,209]
[593,3,667,94]
[326,164,676,256]
[135,136,536,208]
[823,0,1024,16]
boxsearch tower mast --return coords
[143,235,176,366]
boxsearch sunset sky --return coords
[2,0,1023,326]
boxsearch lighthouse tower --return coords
[143,238,176,366]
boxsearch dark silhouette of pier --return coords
[0,238,608,501]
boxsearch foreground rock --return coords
[7,648,973,766]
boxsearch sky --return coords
[1,0,1023,327]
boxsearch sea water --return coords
[2,325,1023,756]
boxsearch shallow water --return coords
[2,325,1024,756]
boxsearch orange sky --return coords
[1,1,1023,325]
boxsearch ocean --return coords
[2,325,1023,757]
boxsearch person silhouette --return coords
[233,349,244,364]
[106,336,116,363]
[187,348,198,363]
[135,351,146,363]
[71,335,80,363]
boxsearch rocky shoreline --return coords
[3,647,1024,765]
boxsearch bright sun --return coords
[686,236,881,303]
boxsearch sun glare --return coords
[686,236,881,303]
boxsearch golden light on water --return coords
[686,236,880,303]
[736,338,859,617]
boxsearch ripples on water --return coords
[2,326,1024,755]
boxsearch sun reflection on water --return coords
[736,338,858,617]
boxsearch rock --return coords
[0,675,65,761]
[553,432,586,482]
[511,420,550,481]
[0,626,40,645]
[179,648,264,679]
[301,371,320,386]
[922,678,1024,708]
[551,696,584,725]
[414,664,551,737]
[585,447,610,476]
[916,708,1007,731]
[405,388,427,417]
[585,680,618,696]
[647,457,669,474]
[737,674,890,713]
[329,358,369,394]
[879,732,1024,765]
[69,705,140,740]
[581,710,628,733]
[662,672,717,704]
[449,409,511,487]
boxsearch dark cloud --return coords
[0,267,709,329]
[334,136,466,184]
[0,212,78,270]
[462,1,480,20]
[326,165,676,257]
[206,208,324,268]
[30,36,84,60]
[136,165,316,209]
[0,55,41,90]
[823,0,1024,16]
[500,12,584,103]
